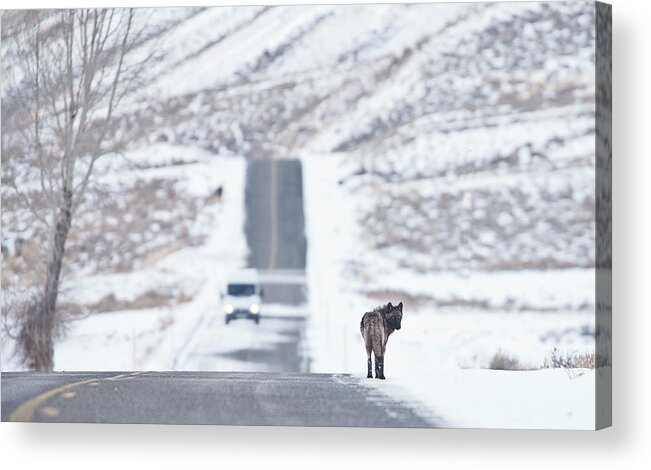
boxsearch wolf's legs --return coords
[375,355,385,380]
[365,336,373,378]
[366,350,373,379]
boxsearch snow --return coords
[146,4,471,100]
[60,269,197,307]
[54,307,176,371]
[7,150,309,373]
[2,151,249,372]
[301,152,597,429]
[94,143,223,198]
[173,303,310,372]
[151,6,332,98]
[361,368,599,430]
[302,153,595,367]
[371,268,595,312]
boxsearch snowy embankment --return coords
[361,368,601,430]
[302,153,597,429]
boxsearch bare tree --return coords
[1,9,154,370]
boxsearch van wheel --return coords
[254,317,260,325]
[225,316,231,325]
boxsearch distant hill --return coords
[1,2,596,283]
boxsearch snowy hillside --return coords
[130,2,596,275]
[2,1,597,377]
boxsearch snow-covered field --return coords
[362,368,600,430]
[303,154,595,371]
[2,148,249,371]
[302,153,597,429]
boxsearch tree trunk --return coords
[31,188,73,371]
[6,9,145,371]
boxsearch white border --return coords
[2,1,649,469]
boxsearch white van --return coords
[222,269,262,325]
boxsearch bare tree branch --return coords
[2,8,155,370]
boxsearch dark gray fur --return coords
[359,301,403,379]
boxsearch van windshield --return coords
[227,283,256,296]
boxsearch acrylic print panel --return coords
[1,1,611,429]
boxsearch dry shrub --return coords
[9,294,64,371]
[542,347,597,369]
[92,290,173,312]
[489,349,525,370]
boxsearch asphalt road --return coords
[181,158,309,373]
[245,158,307,305]
[1,371,433,426]
[181,306,310,373]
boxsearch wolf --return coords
[360,302,403,379]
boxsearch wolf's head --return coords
[386,301,403,330]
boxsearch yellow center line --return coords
[8,372,142,422]
[39,407,60,418]
[247,158,278,364]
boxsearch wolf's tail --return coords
[361,313,384,357]
[371,331,384,357]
